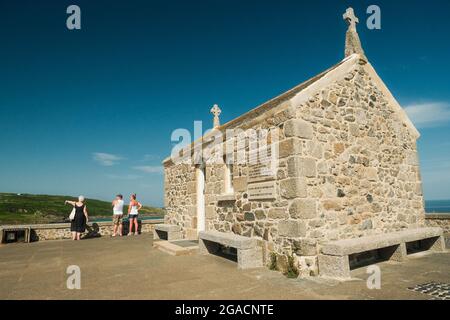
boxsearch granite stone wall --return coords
[164,62,425,276]
[164,164,199,240]
[1,220,162,242]
[426,215,450,234]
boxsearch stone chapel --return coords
[161,8,443,277]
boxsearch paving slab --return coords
[0,234,449,300]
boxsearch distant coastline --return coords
[0,193,165,225]
[425,200,450,214]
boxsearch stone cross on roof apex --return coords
[343,7,359,31]
[342,7,366,60]
[210,104,222,128]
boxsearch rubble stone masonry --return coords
[164,62,425,276]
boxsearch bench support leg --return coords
[153,229,182,241]
[318,254,351,280]
[167,231,182,241]
[25,228,30,243]
[379,243,407,262]
[237,247,263,269]
[199,239,220,255]
[153,229,163,241]
[391,243,407,261]
[423,235,446,252]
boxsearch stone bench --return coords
[0,227,31,244]
[153,224,182,241]
[318,227,445,279]
[199,231,263,269]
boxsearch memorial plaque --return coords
[248,147,277,183]
[248,181,277,200]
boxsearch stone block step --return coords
[153,240,198,256]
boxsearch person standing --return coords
[112,194,124,237]
[128,194,142,236]
[65,196,88,241]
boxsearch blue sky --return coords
[0,0,449,206]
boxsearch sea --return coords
[425,200,450,214]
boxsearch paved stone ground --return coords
[0,234,449,300]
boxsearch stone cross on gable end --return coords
[342,7,366,60]
[343,7,359,31]
[210,104,222,128]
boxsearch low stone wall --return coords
[1,219,163,242]
[426,214,450,248]
[425,215,450,234]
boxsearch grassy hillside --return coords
[0,193,165,225]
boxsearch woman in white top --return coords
[128,194,142,236]
[112,194,124,237]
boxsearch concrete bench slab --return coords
[199,231,257,249]
[198,231,263,269]
[321,227,444,256]
[0,227,31,244]
[319,227,445,280]
[154,224,181,232]
[153,224,182,241]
